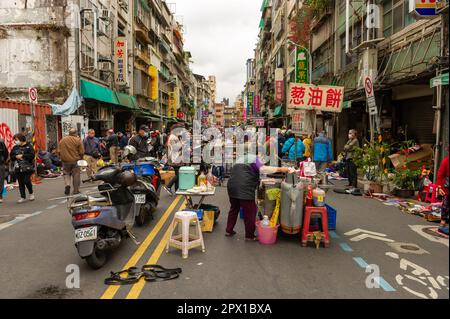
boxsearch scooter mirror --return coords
[77,160,88,168]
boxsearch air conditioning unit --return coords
[99,62,112,71]
[98,20,108,36]
[100,9,110,20]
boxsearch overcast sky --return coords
[171,0,261,104]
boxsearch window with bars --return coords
[383,0,416,38]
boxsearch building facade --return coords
[0,0,216,150]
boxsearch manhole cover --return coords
[387,242,429,255]
[400,244,420,251]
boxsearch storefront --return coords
[80,79,139,136]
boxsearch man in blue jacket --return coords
[313,131,333,172]
[282,132,306,162]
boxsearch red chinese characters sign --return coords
[114,37,128,85]
[288,83,344,113]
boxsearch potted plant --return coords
[354,136,392,193]
[391,167,421,198]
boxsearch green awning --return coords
[260,0,269,11]
[273,105,283,117]
[115,92,138,110]
[137,110,162,122]
[80,79,119,105]
[259,18,265,29]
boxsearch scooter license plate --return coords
[75,226,97,243]
[134,194,146,204]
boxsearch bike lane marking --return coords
[353,257,396,292]
[126,201,188,299]
[100,195,183,299]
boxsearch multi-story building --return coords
[214,102,225,127]
[248,0,448,173]
[0,0,216,148]
[194,73,212,126]
[224,103,237,128]
[309,0,449,165]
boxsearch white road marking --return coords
[46,205,58,210]
[0,212,41,231]
[386,252,400,259]
[408,225,449,247]
[349,234,395,243]
[345,228,389,237]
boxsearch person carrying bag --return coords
[10,133,36,203]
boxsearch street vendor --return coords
[437,146,449,229]
[225,153,291,241]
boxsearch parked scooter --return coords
[122,146,162,226]
[67,160,143,269]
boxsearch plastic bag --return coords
[300,160,317,177]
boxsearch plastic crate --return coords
[326,204,337,230]
[308,204,337,231]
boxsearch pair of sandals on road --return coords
[333,187,363,196]
[104,264,182,285]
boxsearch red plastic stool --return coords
[301,206,330,248]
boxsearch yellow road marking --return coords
[126,201,187,299]
[100,195,182,299]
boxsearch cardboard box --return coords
[200,211,215,232]
[389,144,434,169]
[160,170,175,185]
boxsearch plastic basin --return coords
[256,221,280,245]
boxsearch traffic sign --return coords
[364,76,374,98]
[28,87,38,104]
[367,96,378,115]
[430,73,449,88]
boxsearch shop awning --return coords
[80,79,119,105]
[115,92,139,110]
[137,110,163,122]
[273,105,283,117]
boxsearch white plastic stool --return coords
[166,211,206,259]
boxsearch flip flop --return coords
[245,237,258,241]
[225,231,236,237]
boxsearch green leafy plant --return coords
[354,136,392,183]
[391,167,421,190]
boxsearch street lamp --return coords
[287,39,312,84]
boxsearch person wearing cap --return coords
[106,129,120,164]
[128,125,152,160]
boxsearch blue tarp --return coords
[49,87,82,116]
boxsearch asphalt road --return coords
[0,177,448,299]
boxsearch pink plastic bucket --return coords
[256,221,280,245]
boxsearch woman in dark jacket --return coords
[10,133,35,203]
[226,154,290,240]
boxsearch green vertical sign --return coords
[296,47,309,84]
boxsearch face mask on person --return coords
[15,140,21,146]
